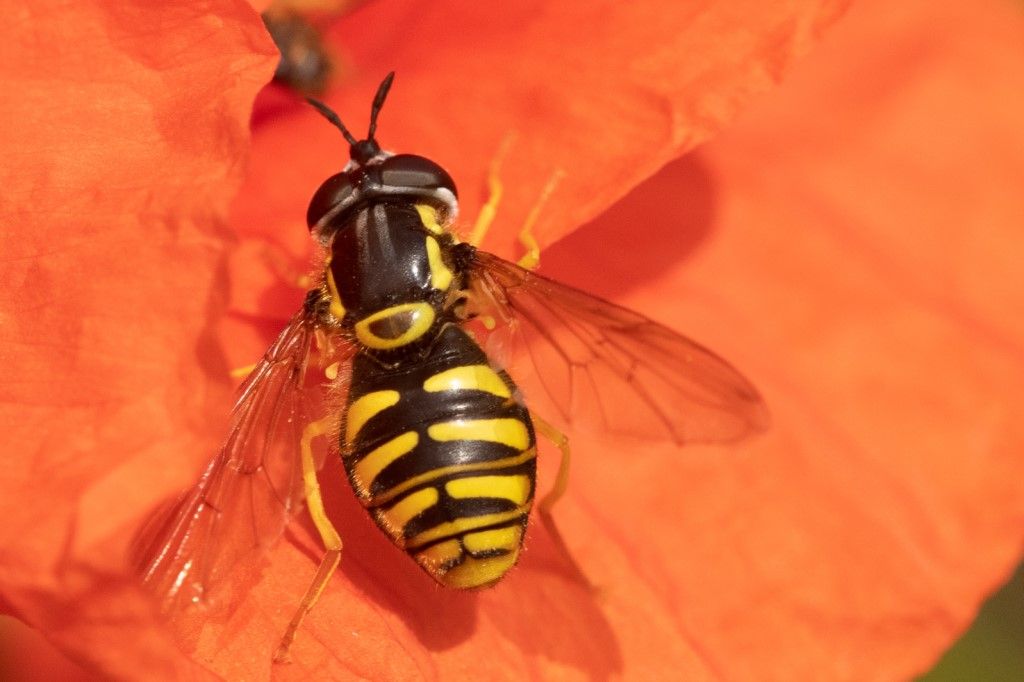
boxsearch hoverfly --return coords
[262,0,364,95]
[133,73,769,662]
[263,9,333,95]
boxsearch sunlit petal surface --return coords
[3,0,1022,679]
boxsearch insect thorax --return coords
[324,199,460,354]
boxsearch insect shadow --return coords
[275,151,720,679]
[542,151,717,299]
[284,452,626,679]
[150,141,720,677]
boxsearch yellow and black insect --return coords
[262,8,334,95]
[134,73,768,661]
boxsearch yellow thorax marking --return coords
[346,390,400,443]
[353,431,419,495]
[445,474,531,505]
[422,365,511,398]
[425,235,454,291]
[414,203,445,234]
[427,418,531,450]
[324,257,346,320]
[354,302,435,350]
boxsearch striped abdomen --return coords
[343,324,536,588]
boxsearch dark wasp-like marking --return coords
[305,74,537,590]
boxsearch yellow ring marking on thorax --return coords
[445,474,532,505]
[427,418,531,450]
[352,431,419,498]
[345,389,400,443]
[324,258,346,320]
[354,302,435,350]
[377,487,439,538]
[414,203,445,234]
[425,235,453,291]
[422,364,511,398]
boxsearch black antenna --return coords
[305,97,358,147]
[367,71,395,142]
[306,73,396,164]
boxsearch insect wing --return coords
[133,310,351,619]
[468,250,769,445]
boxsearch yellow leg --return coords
[533,413,571,515]
[516,170,565,271]
[469,135,565,269]
[231,311,332,382]
[229,245,318,381]
[273,415,343,664]
[469,134,516,247]
[532,411,595,589]
[229,363,258,380]
[258,236,314,289]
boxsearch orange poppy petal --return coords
[542,0,1024,678]
[232,0,850,262]
[15,0,1012,678]
[227,0,850,380]
[0,616,91,681]
[199,0,1024,678]
[0,1,276,678]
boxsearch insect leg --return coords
[533,412,571,516]
[531,411,595,589]
[230,312,330,383]
[515,170,565,271]
[257,235,315,289]
[469,134,515,247]
[229,362,258,380]
[273,414,343,664]
[228,241,316,382]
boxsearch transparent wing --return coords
[132,309,354,619]
[467,250,769,445]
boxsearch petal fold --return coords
[0,1,276,677]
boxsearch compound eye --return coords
[380,154,457,198]
[306,172,356,230]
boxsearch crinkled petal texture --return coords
[0,0,277,679]
[2,0,1022,681]
[232,0,848,269]
[540,1,1024,678]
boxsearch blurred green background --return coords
[918,562,1024,681]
